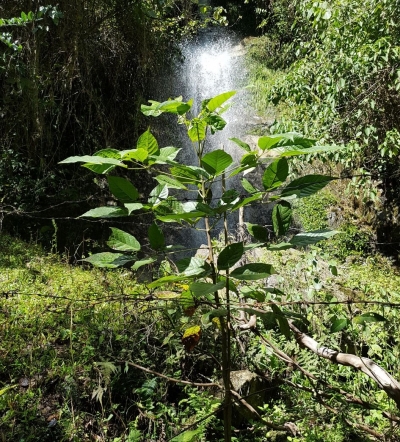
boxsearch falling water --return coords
[149,28,252,253]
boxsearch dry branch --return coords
[289,322,400,409]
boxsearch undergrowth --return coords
[2,229,400,440]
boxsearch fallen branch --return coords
[289,322,400,409]
[120,360,222,389]
[229,389,298,435]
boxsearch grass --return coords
[0,233,177,441]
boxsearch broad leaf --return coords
[124,203,143,214]
[231,263,274,280]
[79,207,128,218]
[81,252,134,268]
[245,223,268,242]
[201,150,233,175]
[170,428,203,442]
[150,146,181,164]
[206,91,236,112]
[141,98,191,117]
[207,114,227,133]
[188,118,208,142]
[83,148,120,174]
[290,229,338,247]
[330,318,349,333]
[59,155,126,167]
[189,281,226,297]
[262,158,289,191]
[137,129,159,155]
[217,242,244,270]
[272,202,292,236]
[148,222,165,250]
[154,174,187,190]
[269,144,345,158]
[241,178,258,194]
[177,257,211,277]
[230,137,251,152]
[132,257,156,271]
[148,184,168,205]
[107,176,139,203]
[231,193,262,211]
[148,275,185,288]
[353,313,386,325]
[107,228,140,252]
[258,133,315,151]
[121,148,148,163]
[280,175,335,198]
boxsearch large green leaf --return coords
[201,150,233,175]
[207,114,227,133]
[245,223,268,242]
[81,252,134,268]
[79,207,128,218]
[353,313,386,325]
[131,257,156,271]
[231,193,262,211]
[137,129,159,155]
[262,158,289,191]
[258,134,289,150]
[158,100,191,115]
[177,257,211,277]
[107,228,140,252]
[217,242,244,270]
[289,229,339,247]
[241,178,258,194]
[272,202,292,236]
[154,174,187,190]
[170,165,210,184]
[330,318,350,333]
[59,155,126,167]
[121,148,148,163]
[171,428,203,442]
[148,184,168,205]
[124,203,143,214]
[148,275,185,288]
[188,118,207,142]
[230,137,251,152]
[107,176,139,203]
[148,222,165,250]
[82,148,120,174]
[189,281,226,297]
[258,133,315,151]
[206,91,236,112]
[269,144,345,158]
[231,263,274,280]
[280,175,335,198]
[150,146,181,164]
[141,98,191,117]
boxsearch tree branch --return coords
[288,322,400,409]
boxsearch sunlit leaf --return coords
[81,252,134,268]
[79,207,128,218]
[107,228,140,252]
[107,176,139,203]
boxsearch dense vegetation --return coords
[2,1,400,441]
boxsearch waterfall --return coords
[149,28,252,253]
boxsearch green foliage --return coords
[293,191,337,231]
[59,90,341,441]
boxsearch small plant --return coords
[60,91,342,440]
